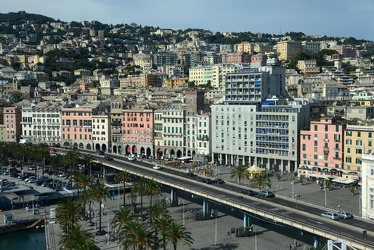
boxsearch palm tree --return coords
[147,202,168,223]
[32,143,49,176]
[133,176,148,215]
[155,215,173,250]
[72,170,91,198]
[146,179,162,205]
[115,170,132,206]
[64,150,81,175]
[120,219,154,250]
[50,153,64,175]
[82,154,95,175]
[128,190,138,214]
[230,164,248,184]
[111,206,133,232]
[251,172,271,190]
[166,221,194,250]
[56,197,85,233]
[89,183,111,233]
[59,223,99,250]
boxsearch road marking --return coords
[307,218,324,225]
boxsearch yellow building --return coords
[276,41,302,61]
[344,125,374,172]
[297,60,320,75]
[236,42,254,54]
[254,43,274,53]
[162,78,188,89]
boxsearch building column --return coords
[170,188,178,206]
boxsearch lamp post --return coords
[214,208,218,245]
[324,179,327,206]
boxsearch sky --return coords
[3,0,374,41]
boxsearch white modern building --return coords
[361,153,374,220]
[92,113,111,152]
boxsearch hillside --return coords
[0,11,55,24]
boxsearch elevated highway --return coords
[77,150,374,249]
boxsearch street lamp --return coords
[324,179,327,206]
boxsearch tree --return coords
[251,172,271,189]
[72,170,91,198]
[56,198,85,233]
[133,176,148,215]
[155,215,173,250]
[299,175,305,185]
[166,221,194,250]
[275,173,282,183]
[230,164,248,184]
[59,224,99,250]
[120,219,154,250]
[82,154,95,175]
[115,170,132,206]
[147,202,168,223]
[146,179,162,205]
[63,150,81,175]
[111,206,133,232]
[32,143,49,176]
[128,190,138,214]
[89,183,111,233]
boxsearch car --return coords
[214,178,225,184]
[202,178,213,184]
[337,210,353,219]
[9,181,16,186]
[128,157,136,161]
[58,173,66,178]
[96,150,104,155]
[153,165,162,170]
[241,190,257,196]
[35,180,44,186]
[104,155,114,161]
[258,190,275,197]
[186,172,196,177]
[321,211,339,220]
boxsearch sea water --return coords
[0,228,46,250]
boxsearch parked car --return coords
[321,211,339,220]
[258,190,275,197]
[202,178,213,184]
[337,210,353,219]
[214,178,225,184]
[241,190,258,196]
[128,157,136,161]
[153,165,162,170]
[58,173,66,178]
[186,172,196,177]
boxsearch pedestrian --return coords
[26,205,29,212]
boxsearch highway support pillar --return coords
[170,188,178,207]
[203,198,210,219]
[314,236,318,248]
[243,213,252,229]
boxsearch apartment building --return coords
[154,52,178,67]
[133,53,153,72]
[154,109,164,159]
[21,101,63,145]
[276,41,302,61]
[254,43,274,54]
[361,153,374,220]
[110,96,123,154]
[236,42,254,54]
[61,104,98,150]
[159,104,185,159]
[3,106,22,142]
[92,113,111,152]
[189,65,213,86]
[299,116,347,172]
[344,125,374,173]
[211,101,310,171]
[297,60,320,75]
[302,41,321,53]
[122,106,154,157]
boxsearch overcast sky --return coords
[4,0,374,41]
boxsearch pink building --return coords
[122,106,154,157]
[299,116,347,177]
[251,54,267,66]
[224,53,251,64]
[61,106,93,150]
[3,106,22,142]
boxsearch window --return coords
[314,125,317,131]
[346,131,352,136]
[302,144,306,150]
[357,132,361,137]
